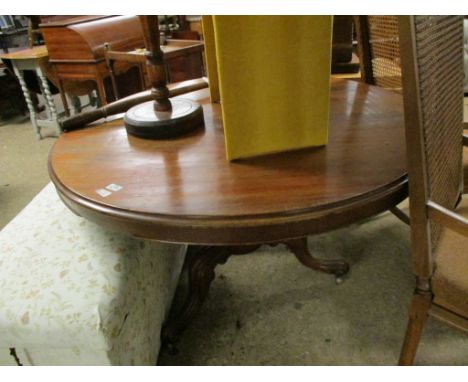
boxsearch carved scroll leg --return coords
[284,238,350,283]
[161,245,232,354]
[161,244,259,354]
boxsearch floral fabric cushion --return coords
[0,183,186,365]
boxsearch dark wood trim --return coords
[390,206,410,226]
[354,16,375,85]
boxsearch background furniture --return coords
[0,183,186,365]
[0,46,61,138]
[39,15,145,115]
[48,79,408,345]
[398,15,467,365]
[183,16,203,39]
[105,39,204,99]
[121,15,204,140]
[355,15,402,92]
[331,16,359,74]
[0,16,29,53]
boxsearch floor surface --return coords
[1,116,467,366]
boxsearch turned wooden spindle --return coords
[123,15,204,139]
[139,15,171,112]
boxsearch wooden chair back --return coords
[399,15,465,279]
[355,15,402,92]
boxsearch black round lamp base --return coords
[124,98,204,139]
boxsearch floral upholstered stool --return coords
[0,182,186,365]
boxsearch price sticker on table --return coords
[105,184,123,192]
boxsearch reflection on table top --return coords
[50,78,406,221]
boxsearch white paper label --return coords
[105,183,123,192]
[96,189,112,197]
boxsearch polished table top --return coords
[49,78,407,245]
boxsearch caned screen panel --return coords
[413,16,465,248]
[368,15,402,91]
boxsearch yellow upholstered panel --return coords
[209,16,332,160]
[202,16,220,103]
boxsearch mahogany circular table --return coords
[48,78,408,346]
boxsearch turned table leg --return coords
[36,64,61,136]
[12,63,40,140]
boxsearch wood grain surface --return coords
[49,78,408,244]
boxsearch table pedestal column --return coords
[161,237,349,353]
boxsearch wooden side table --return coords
[0,46,61,138]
